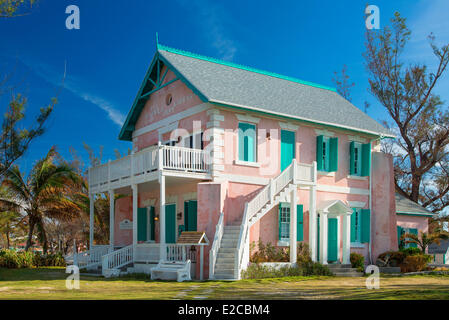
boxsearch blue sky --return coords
[0,0,448,173]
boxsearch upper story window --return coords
[349,141,371,176]
[316,135,338,172]
[238,122,256,162]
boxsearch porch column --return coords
[159,173,166,260]
[109,190,115,251]
[337,216,342,262]
[89,193,94,249]
[309,185,317,262]
[132,184,138,246]
[342,212,351,265]
[319,212,328,264]
[290,187,297,263]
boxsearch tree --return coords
[401,231,449,253]
[0,210,22,248]
[1,147,80,253]
[332,64,355,102]
[0,0,36,18]
[364,12,449,213]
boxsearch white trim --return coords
[211,101,395,138]
[210,114,224,121]
[234,160,261,168]
[183,192,197,201]
[351,243,366,248]
[142,198,156,207]
[347,175,368,181]
[348,135,368,144]
[279,122,299,131]
[317,184,370,196]
[166,195,178,204]
[215,173,269,185]
[315,129,335,137]
[277,240,289,247]
[236,113,260,124]
[132,103,211,138]
[348,201,366,208]
[318,171,335,177]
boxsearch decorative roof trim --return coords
[157,44,337,92]
[396,211,436,217]
[279,121,299,131]
[236,113,260,124]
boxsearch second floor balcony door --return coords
[281,130,295,172]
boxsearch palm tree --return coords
[1,147,80,253]
[401,231,449,253]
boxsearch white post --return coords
[290,188,297,263]
[73,239,78,266]
[319,212,328,264]
[132,184,138,247]
[309,185,317,262]
[342,212,351,265]
[89,193,94,249]
[109,189,115,251]
[200,245,204,280]
[337,215,342,262]
[159,173,166,260]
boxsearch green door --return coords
[149,206,155,241]
[281,130,295,171]
[328,218,338,262]
[165,204,176,244]
[184,200,198,232]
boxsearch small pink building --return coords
[86,44,434,279]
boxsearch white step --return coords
[213,273,236,280]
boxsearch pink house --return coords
[84,44,434,279]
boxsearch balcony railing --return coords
[89,145,211,191]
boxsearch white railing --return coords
[235,203,250,279]
[166,244,198,263]
[89,145,210,191]
[101,244,134,274]
[209,212,224,279]
[296,162,316,183]
[69,245,110,269]
[134,243,160,262]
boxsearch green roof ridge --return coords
[157,44,337,92]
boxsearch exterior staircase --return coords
[213,225,240,279]
[327,264,364,277]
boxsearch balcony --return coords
[88,145,212,193]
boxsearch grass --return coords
[1,267,449,300]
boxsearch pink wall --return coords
[396,215,429,233]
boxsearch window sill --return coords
[277,240,289,247]
[234,160,260,167]
[318,171,335,177]
[347,175,368,180]
[351,242,366,248]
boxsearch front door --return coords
[281,130,295,171]
[165,204,176,244]
[184,200,198,231]
[328,218,338,262]
[137,206,155,242]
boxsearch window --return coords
[350,141,371,176]
[279,204,290,241]
[238,122,256,162]
[351,209,362,243]
[351,208,371,244]
[316,135,338,172]
[398,227,418,249]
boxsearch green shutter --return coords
[187,200,198,232]
[350,208,357,242]
[349,141,356,175]
[329,137,338,172]
[397,226,402,249]
[361,209,371,243]
[297,204,303,241]
[409,228,418,248]
[184,201,189,230]
[149,206,155,240]
[137,208,147,242]
[316,135,324,171]
[361,142,371,176]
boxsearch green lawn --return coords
[1,267,449,300]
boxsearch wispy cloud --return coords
[18,57,126,127]
[177,0,237,61]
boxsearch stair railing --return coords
[101,244,134,275]
[209,212,224,279]
[234,203,249,279]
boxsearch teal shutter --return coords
[278,204,282,241]
[137,208,147,242]
[397,226,402,249]
[297,204,303,241]
[329,137,338,172]
[349,141,356,175]
[187,200,198,232]
[238,123,245,161]
[149,206,155,240]
[361,142,371,176]
[316,135,324,171]
[361,209,371,243]
[409,228,418,248]
[184,201,189,230]
[350,208,357,242]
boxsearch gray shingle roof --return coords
[158,46,394,137]
[395,193,434,216]
[428,239,449,254]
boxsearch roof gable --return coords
[395,193,435,216]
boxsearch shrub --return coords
[350,253,365,272]
[401,254,432,273]
[377,251,405,267]
[241,261,332,279]
[0,249,66,268]
[400,247,422,256]
[250,241,289,263]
